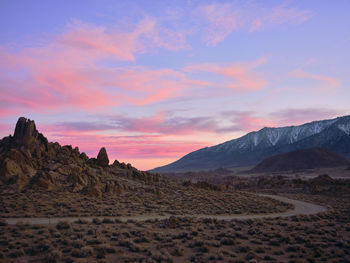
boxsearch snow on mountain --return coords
[338,123,350,135]
[212,118,338,153]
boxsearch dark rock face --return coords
[97,147,109,167]
[0,117,161,195]
[251,147,350,173]
[13,117,47,147]
[13,117,37,144]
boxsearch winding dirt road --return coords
[2,194,328,225]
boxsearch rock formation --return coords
[0,117,161,195]
[97,147,109,167]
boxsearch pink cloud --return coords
[184,57,267,91]
[38,125,209,170]
[0,123,11,136]
[290,69,341,90]
[197,2,312,45]
[58,17,188,61]
[0,18,196,115]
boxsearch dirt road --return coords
[2,194,327,225]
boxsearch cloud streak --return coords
[196,2,312,46]
[290,69,340,90]
[184,57,267,91]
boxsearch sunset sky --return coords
[1,0,349,170]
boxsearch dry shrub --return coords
[92,218,101,224]
[8,248,24,258]
[0,220,7,227]
[72,239,85,248]
[102,218,113,224]
[71,246,93,258]
[46,249,63,263]
[75,219,88,224]
[56,221,72,230]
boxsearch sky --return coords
[0,0,349,170]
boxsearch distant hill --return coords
[152,115,350,173]
[250,147,349,173]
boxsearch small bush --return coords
[0,220,7,227]
[102,218,113,224]
[92,218,101,224]
[56,221,71,230]
[71,247,93,258]
[46,249,62,263]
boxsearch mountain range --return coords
[152,115,350,172]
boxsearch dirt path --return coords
[2,194,327,225]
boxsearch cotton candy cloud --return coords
[0,17,191,115]
[196,2,312,46]
[0,30,264,116]
[184,57,267,91]
[38,125,210,170]
[289,69,340,91]
[59,17,188,61]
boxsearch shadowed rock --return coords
[14,117,37,143]
[97,147,109,167]
[13,117,47,147]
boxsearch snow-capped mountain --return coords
[152,115,350,172]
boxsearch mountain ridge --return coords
[152,115,350,172]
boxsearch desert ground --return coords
[0,183,349,263]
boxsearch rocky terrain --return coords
[250,147,349,173]
[0,118,291,218]
[0,117,161,196]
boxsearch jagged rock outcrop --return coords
[97,147,109,167]
[0,117,162,195]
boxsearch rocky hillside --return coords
[250,147,350,173]
[152,115,350,172]
[0,117,161,196]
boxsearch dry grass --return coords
[0,183,292,218]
